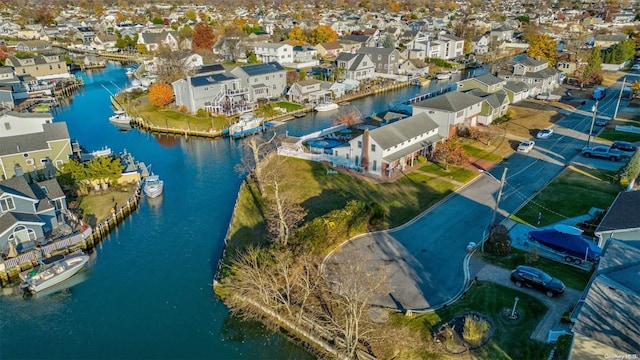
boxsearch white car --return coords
[536,128,554,139]
[517,140,535,153]
[632,64,640,71]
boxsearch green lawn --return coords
[460,143,504,162]
[275,101,304,111]
[514,165,621,226]
[394,282,552,360]
[478,249,593,290]
[418,163,479,183]
[597,127,640,143]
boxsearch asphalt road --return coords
[323,77,631,311]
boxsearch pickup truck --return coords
[581,145,625,161]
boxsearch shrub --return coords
[368,202,386,226]
[555,334,573,360]
[462,315,490,347]
[524,247,539,265]
[618,151,640,188]
[484,224,512,256]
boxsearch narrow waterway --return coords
[0,63,456,359]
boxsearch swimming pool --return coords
[307,137,343,154]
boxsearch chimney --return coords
[361,129,370,172]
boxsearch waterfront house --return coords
[335,52,375,81]
[356,47,402,75]
[411,91,484,138]
[496,56,560,97]
[253,42,294,64]
[333,112,444,178]
[0,176,67,254]
[594,190,640,248]
[137,31,181,52]
[456,73,507,94]
[230,62,287,102]
[172,71,252,116]
[286,79,342,104]
[91,33,118,52]
[73,26,95,44]
[0,111,71,180]
[4,55,70,81]
[471,35,490,55]
[569,239,640,359]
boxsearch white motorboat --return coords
[20,251,90,293]
[314,102,339,112]
[109,111,133,125]
[227,113,264,138]
[434,71,451,80]
[143,173,164,198]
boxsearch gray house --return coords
[172,72,253,116]
[335,53,375,81]
[356,47,402,75]
[0,176,67,254]
[230,62,287,102]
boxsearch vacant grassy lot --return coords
[478,249,592,290]
[73,184,139,227]
[390,282,551,360]
[227,157,458,253]
[513,164,621,227]
[499,101,565,140]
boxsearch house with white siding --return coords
[335,52,375,81]
[333,112,444,178]
[253,42,294,64]
[411,92,484,138]
[497,56,560,97]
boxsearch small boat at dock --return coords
[109,111,133,125]
[434,71,451,80]
[314,101,339,112]
[226,112,265,138]
[143,173,164,198]
[293,113,306,118]
[20,251,90,293]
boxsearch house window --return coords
[371,144,376,152]
[457,110,464,117]
[40,186,48,194]
[1,196,15,211]
[26,159,34,165]
[378,55,381,60]
[372,160,377,171]
[357,141,362,148]
[4,122,9,130]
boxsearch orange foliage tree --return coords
[192,22,216,52]
[148,82,174,107]
[310,25,338,45]
[287,26,307,45]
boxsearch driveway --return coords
[472,260,581,342]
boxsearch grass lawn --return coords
[124,96,228,131]
[477,249,593,290]
[459,142,504,162]
[513,165,621,226]
[274,101,303,111]
[73,184,139,227]
[597,127,640,143]
[393,282,552,360]
[225,157,458,255]
[418,163,479,183]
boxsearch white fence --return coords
[277,148,351,168]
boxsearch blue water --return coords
[0,63,427,359]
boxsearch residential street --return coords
[323,77,630,312]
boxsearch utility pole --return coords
[483,167,508,252]
[587,100,598,148]
[613,77,626,121]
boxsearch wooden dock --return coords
[0,187,142,286]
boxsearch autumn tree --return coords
[287,26,307,46]
[430,141,469,170]
[192,22,217,52]
[334,107,363,127]
[184,8,197,22]
[148,81,174,107]
[525,32,558,66]
[575,47,603,88]
[309,25,338,45]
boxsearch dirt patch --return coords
[499,100,564,139]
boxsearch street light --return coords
[587,101,598,147]
[479,168,508,252]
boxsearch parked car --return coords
[610,141,638,155]
[581,145,625,161]
[632,64,640,71]
[510,265,566,298]
[517,140,535,153]
[536,128,554,139]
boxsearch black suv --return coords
[510,266,565,297]
[610,141,638,155]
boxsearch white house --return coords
[411,91,484,138]
[333,112,444,178]
[253,42,294,64]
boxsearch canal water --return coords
[0,63,444,359]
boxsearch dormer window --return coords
[1,196,15,212]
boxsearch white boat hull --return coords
[144,175,164,198]
[109,111,133,125]
[314,102,339,112]
[21,254,90,293]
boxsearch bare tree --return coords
[319,263,386,359]
[236,133,278,195]
[334,107,363,127]
[264,174,307,246]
